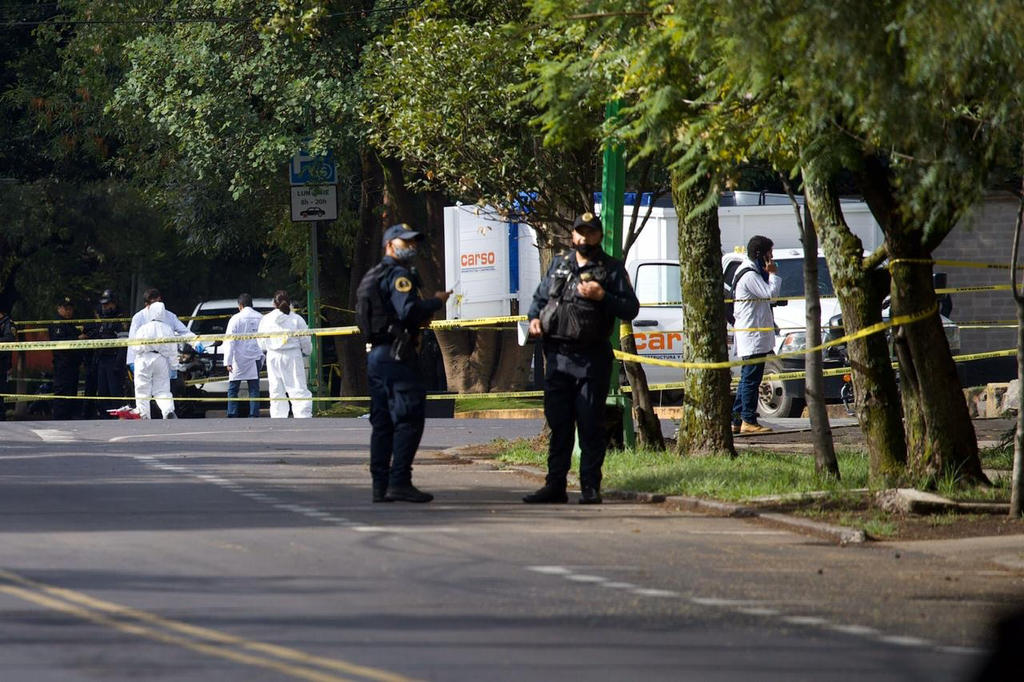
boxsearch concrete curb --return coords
[439,445,868,545]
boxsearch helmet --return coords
[99,289,115,304]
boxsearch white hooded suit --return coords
[257,308,312,418]
[131,301,178,419]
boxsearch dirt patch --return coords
[788,497,1023,541]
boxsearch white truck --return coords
[443,193,958,416]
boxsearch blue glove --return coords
[195,342,205,353]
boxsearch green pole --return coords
[307,221,321,401]
[600,100,635,448]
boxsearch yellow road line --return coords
[0,570,418,682]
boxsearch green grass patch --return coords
[979,444,1014,470]
[455,397,542,412]
[316,401,371,418]
[493,439,871,501]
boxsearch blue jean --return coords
[732,353,768,425]
[227,378,261,418]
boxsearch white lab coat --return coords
[126,304,190,365]
[732,258,783,358]
[224,306,264,380]
[130,302,179,419]
[257,309,312,418]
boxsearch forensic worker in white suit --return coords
[224,293,265,418]
[131,301,179,419]
[257,290,312,418]
[126,287,190,369]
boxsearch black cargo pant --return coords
[368,344,427,489]
[543,353,612,492]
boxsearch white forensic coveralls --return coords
[131,302,179,419]
[257,308,313,418]
[126,303,189,367]
[224,306,264,380]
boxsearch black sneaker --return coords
[579,487,602,505]
[384,484,434,503]
[522,485,569,504]
[165,411,177,419]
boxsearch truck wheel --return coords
[758,359,804,419]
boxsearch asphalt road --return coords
[0,418,1019,682]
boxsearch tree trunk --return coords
[804,163,906,484]
[339,148,387,398]
[671,170,735,457]
[620,321,666,450]
[888,255,986,484]
[792,195,839,478]
[856,157,986,485]
[1011,188,1024,518]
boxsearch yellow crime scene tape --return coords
[889,258,1024,271]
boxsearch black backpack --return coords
[355,263,392,343]
[725,266,757,326]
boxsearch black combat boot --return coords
[579,487,602,505]
[372,482,392,503]
[384,484,434,503]
[522,485,569,504]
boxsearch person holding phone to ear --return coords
[731,235,782,434]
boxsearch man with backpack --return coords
[730,235,782,434]
[356,224,451,504]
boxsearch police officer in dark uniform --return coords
[84,290,127,418]
[49,297,85,420]
[357,224,452,503]
[523,212,640,505]
[0,306,16,421]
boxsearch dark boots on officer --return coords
[356,224,452,503]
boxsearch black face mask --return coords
[577,241,601,259]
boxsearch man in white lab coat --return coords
[224,293,265,418]
[730,235,782,434]
[130,302,179,419]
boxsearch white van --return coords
[185,298,275,396]
[629,250,961,418]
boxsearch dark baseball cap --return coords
[57,296,74,308]
[573,212,603,233]
[382,223,422,247]
[99,289,115,304]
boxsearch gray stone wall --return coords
[933,193,1018,355]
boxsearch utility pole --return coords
[600,100,635,448]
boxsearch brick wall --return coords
[933,193,1018,355]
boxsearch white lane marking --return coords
[690,597,759,607]
[526,566,572,575]
[565,575,607,583]
[108,427,368,442]
[737,607,780,616]
[828,624,879,637]
[783,616,829,626]
[633,588,680,598]
[601,582,639,590]
[351,526,462,533]
[878,635,932,648]
[30,429,76,442]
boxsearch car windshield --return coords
[775,257,834,298]
[189,305,274,335]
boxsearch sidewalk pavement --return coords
[439,426,1024,574]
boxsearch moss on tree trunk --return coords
[804,165,907,485]
[671,171,735,457]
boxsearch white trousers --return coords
[266,349,312,418]
[134,353,174,419]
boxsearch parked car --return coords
[628,249,961,418]
[183,298,275,412]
